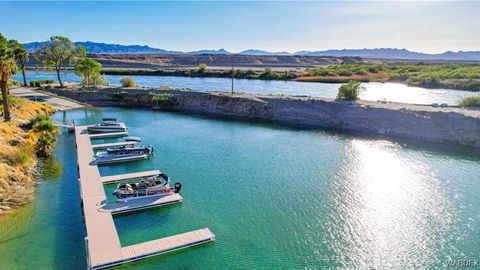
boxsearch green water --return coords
[1,107,480,269]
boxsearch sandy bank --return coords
[42,87,480,147]
[0,99,55,214]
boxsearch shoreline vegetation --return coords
[0,97,55,214]
[0,34,64,215]
[99,62,480,91]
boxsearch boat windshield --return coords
[101,122,120,126]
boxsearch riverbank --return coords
[41,86,480,147]
[0,98,55,214]
[100,62,480,91]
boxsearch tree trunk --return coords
[56,67,63,88]
[21,64,27,86]
[0,81,11,121]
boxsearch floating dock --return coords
[89,131,128,139]
[75,126,215,270]
[101,170,161,184]
[92,141,137,150]
[121,228,215,262]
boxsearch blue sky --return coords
[1,1,479,53]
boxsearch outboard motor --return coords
[174,182,182,193]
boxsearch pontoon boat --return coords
[112,174,182,202]
[106,143,153,156]
[88,118,127,133]
[95,145,153,165]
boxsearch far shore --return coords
[35,84,480,147]
[24,64,480,92]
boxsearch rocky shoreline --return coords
[42,86,480,147]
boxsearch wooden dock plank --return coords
[75,127,124,268]
[121,228,215,262]
[92,141,136,150]
[100,170,161,184]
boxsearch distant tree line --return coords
[0,33,105,121]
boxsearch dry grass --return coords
[0,98,55,214]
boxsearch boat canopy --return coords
[102,118,117,122]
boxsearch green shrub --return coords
[458,96,480,107]
[33,120,57,133]
[120,77,136,87]
[8,96,22,108]
[29,80,54,87]
[14,145,33,165]
[198,63,207,73]
[355,69,368,76]
[91,74,109,86]
[109,91,129,101]
[338,70,353,76]
[8,80,21,86]
[259,67,273,79]
[1,96,23,112]
[368,66,379,73]
[150,93,174,106]
[28,114,49,128]
[336,81,365,101]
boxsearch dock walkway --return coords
[121,228,215,261]
[75,126,214,270]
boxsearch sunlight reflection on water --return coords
[327,140,457,269]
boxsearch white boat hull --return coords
[115,191,174,203]
[95,154,148,165]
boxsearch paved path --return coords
[10,87,84,111]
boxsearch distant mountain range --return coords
[296,48,480,61]
[24,41,180,54]
[23,41,480,61]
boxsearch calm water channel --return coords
[0,107,479,269]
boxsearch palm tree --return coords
[9,40,29,86]
[0,33,17,121]
[33,118,58,157]
[33,119,58,134]
[36,134,54,157]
